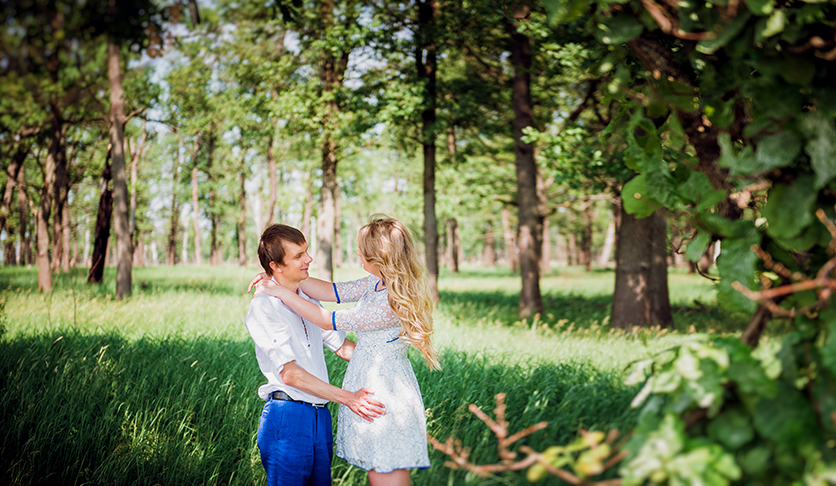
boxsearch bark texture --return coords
[417,0,440,302]
[88,151,113,284]
[611,204,672,328]
[108,39,132,298]
[191,134,202,265]
[507,6,543,318]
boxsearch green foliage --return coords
[540,0,836,483]
[621,335,833,485]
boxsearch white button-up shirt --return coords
[245,288,346,404]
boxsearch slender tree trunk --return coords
[264,132,277,228]
[598,213,616,268]
[1,145,26,236]
[108,39,132,298]
[191,134,202,265]
[540,217,551,275]
[88,151,112,284]
[37,109,63,291]
[315,0,348,283]
[167,140,180,266]
[501,206,517,273]
[334,184,343,268]
[18,164,29,265]
[446,218,459,273]
[415,0,440,301]
[302,168,314,241]
[611,203,672,328]
[507,6,542,318]
[482,221,497,267]
[569,230,578,266]
[52,127,70,273]
[61,202,70,269]
[129,123,147,263]
[582,204,595,272]
[238,152,247,266]
[206,132,221,266]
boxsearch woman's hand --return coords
[247,273,267,293]
[254,278,287,299]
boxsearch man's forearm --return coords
[281,361,350,405]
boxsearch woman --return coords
[253,215,440,486]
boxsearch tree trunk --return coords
[301,168,314,241]
[264,132,277,228]
[37,109,63,291]
[501,205,517,273]
[334,184,343,268]
[191,134,202,266]
[611,203,672,328]
[207,132,221,266]
[238,152,247,266]
[446,218,459,273]
[582,204,595,272]
[482,220,497,267]
[315,0,348,283]
[52,127,70,273]
[508,7,543,318]
[108,39,132,298]
[18,164,30,265]
[129,123,147,263]
[598,213,616,268]
[416,0,440,300]
[540,217,551,275]
[88,151,113,284]
[167,139,180,266]
[1,145,26,238]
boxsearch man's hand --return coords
[345,388,386,422]
[247,273,267,293]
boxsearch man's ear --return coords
[269,261,282,274]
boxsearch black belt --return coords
[271,390,327,408]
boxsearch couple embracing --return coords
[244,215,440,486]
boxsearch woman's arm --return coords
[299,277,338,302]
[255,280,334,331]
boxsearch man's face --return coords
[274,241,312,283]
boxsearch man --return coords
[245,224,385,486]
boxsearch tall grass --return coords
[0,264,750,485]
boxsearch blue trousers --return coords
[257,398,333,486]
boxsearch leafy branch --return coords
[428,393,627,484]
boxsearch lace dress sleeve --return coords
[333,290,401,332]
[333,275,377,303]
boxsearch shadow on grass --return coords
[0,331,639,486]
[440,288,750,334]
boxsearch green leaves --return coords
[799,112,836,189]
[595,13,644,45]
[622,174,662,219]
[762,175,817,247]
[715,223,760,313]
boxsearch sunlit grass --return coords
[0,263,754,485]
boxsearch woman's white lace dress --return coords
[331,275,430,472]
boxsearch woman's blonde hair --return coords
[358,215,440,370]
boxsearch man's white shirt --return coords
[245,288,346,404]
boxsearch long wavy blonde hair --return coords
[358,215,440,370]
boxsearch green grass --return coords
[0,264,753,485]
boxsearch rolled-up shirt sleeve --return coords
[321,328,346,352]
[245,296,296,372]
[333,275,377,303]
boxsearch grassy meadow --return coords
[0,263,757,485]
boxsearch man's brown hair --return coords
[258,224,307,275]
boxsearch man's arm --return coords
[280,361,385,422]
[333,339,355,362]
